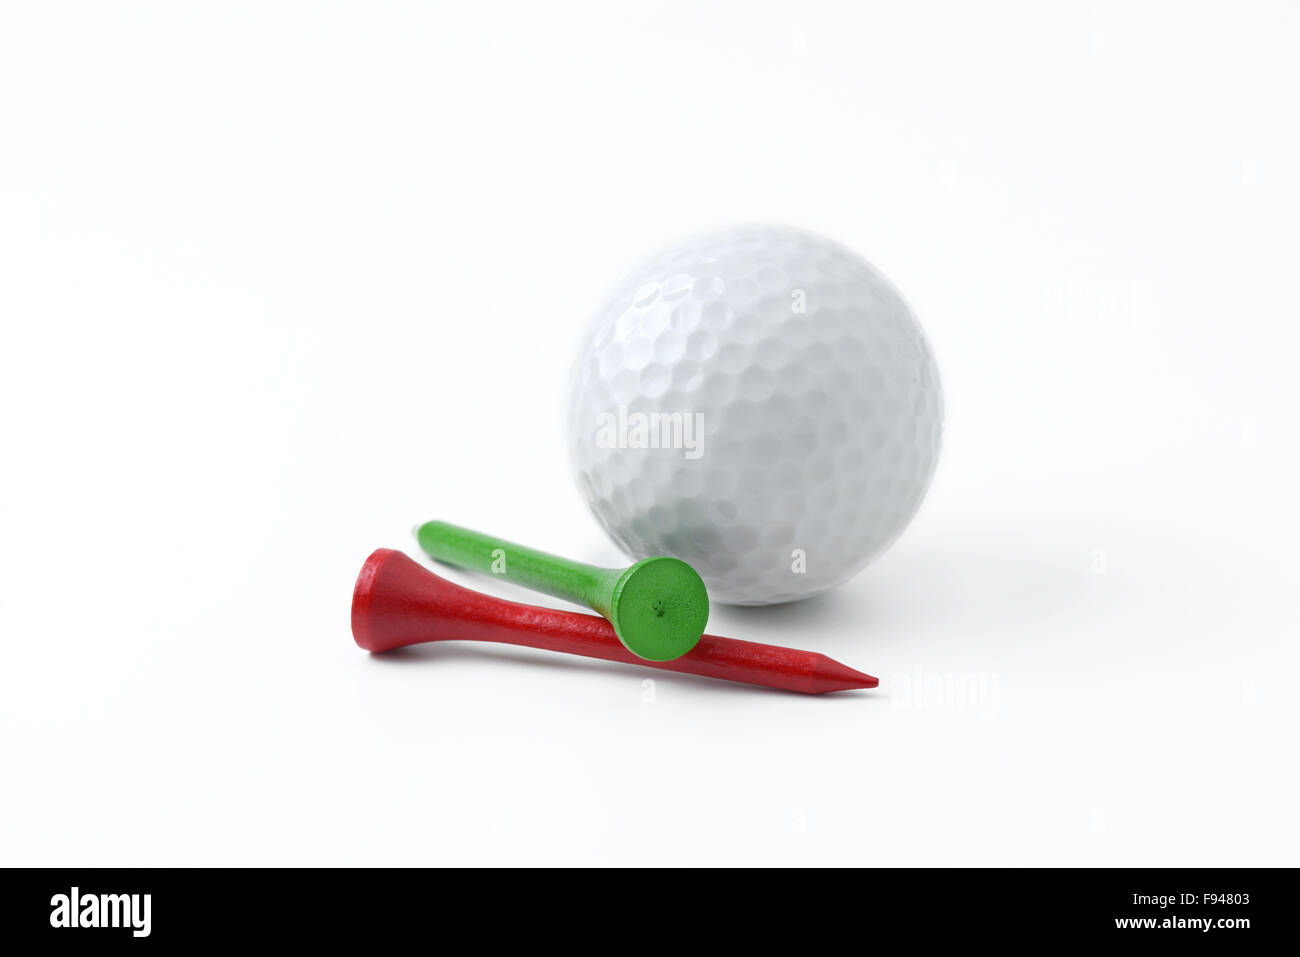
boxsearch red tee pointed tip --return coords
[812,655,880,693]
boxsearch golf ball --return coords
[566,224,942,605]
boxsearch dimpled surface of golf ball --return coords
[566,224,942,605]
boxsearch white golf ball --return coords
[566,224,942,605]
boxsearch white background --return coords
[2,1,1297,866]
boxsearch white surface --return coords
[1,1,1297,866]
[568,224,942,604]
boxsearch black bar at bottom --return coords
[0,867,1286,946]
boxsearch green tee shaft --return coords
[415,521,617,617]
[414,520,709,662]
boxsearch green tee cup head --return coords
[608,556,709,662]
